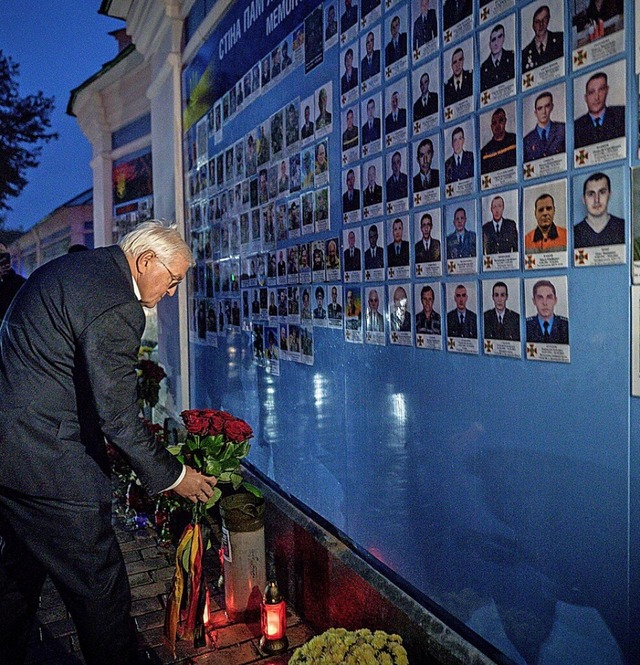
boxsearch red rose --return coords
[223,418,253,443]
[181,410,210,435]
[208,414,226,436]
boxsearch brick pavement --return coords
[24,520,316,665]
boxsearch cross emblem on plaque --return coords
[481,91,490,106]
[480,7,490,20]
[386,135,393,146]
[482,175,492,189]
[575,249,589,265]
[343,213,349,223]
[484,340,494,353]
[413,48,420,62]
[345,272,351,282]
[414,121,421,134]
[362,81,368,94]
[342,154,348,164]
[391,332,398,343]
[526,343,538,358]
[386,203,393,214]
[414,193,421,206]
[523,73,534,89]
[447,337,456,350]
[444,30,452,43]
[574,49,587,66]
[416,334,424,347]
[576,149,589,165]
[484,256,494,269]
[415,264,423,276]
[524,163,535,179]
[388,267,395,278]
[363,145,369,156]
[363,207,370,218]
[524,255,536,269]
[386,66,392,78]
[445,107,453,121]
[341,94,347,105]
[447,260,456,273]
[446,184,454,197]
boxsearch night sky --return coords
[1,2,122,231]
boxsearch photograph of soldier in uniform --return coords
[386,216,411,268]
[385,13,408,66]
[341,46,359,95]
[444,125,475,184]
[385,87,407,136]
[361,96,382,146]
[285,102,300,149]
[412,69,438,122]
[342,107,360,153]
[413,0,437,51]
[446,282,478,339]
[415,284,441,334]
[342,166,361,213]
[480,105,517,175]
[446,204,477,260]
[483,279,521,341]
[480,20,515,92]
[482,193,519,255]
[341,0,358,34]
[525,277,569,344]
[521,2,564,73]
[444,43,473,107]
[364,223,385,270]
[363,160,383,207]
[386,149,409,202]
[413,137,440,192]
[325,2,338,41]
[443,0,472,31]
[523,86,566,162]
[360,29,381,85]
[523,180,568,256]
[414,210,441,263]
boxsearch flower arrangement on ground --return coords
[164,408,260,654]
[289,628,409,665]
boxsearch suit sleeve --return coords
[78,301,182,495]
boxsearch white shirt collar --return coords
[132,275,141,301]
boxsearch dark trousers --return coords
[0,487,139,665]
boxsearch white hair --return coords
[119,220,194,266]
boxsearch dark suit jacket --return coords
[416,309,441,334]
[445,151,474,183]
[363,184,383,206]
[446,230,477,258]
[344,247,362,271]
[341,67,359,94]
[480,50,515,91]
[301,121,314,139]
[443,0,472,29]
[415,238,441,263]
[385,108,407,134]
[364,246,384,268]
[343,189,361,212]
[341,5,358,32]
[526,315,569,344]
[522,31,564,71]
[413,10,437,49]
[0,247,181,502]
[362,117,381,143]
[413,169,440,192]
[386,172,408,201]
[447,308,477,338]
[574,106,625,149]
[413,92,438,120]
[484,308,520,340]
[444,70,473,106]
[482,218,518,254]
[523,122,566,161]
[361,51,381,80]
[385,32,408,65]
[387,240,410,267]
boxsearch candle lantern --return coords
[259,580,288,654]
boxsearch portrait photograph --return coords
[315,186,330,232]
[412,134,441,208]
[360,27,382,93]
[479,102,517,190]
[361,0,382,26]
[445,281,479,354]
[443,0,474,40]
[385,146,409,213]
[304,6,324,73]
[342,106,360,165]
[342,164,362,223]
[385,81,408,146]
[326,237,342,281]
[444,119,476,199]
[325,3,339,48]
[443,37,475,120]
[364,287,386,344]
[340,0,359,41]
[482,277,522,358]
[300,94,316,145]
[362,157,384,217]
[301,146,315,191]
[344,286,363,343]
[314,139,329,188]
[571,0,624,68]
[445,200,478,275]
[385,9,409,79]
[340,42,360,107]
[479,14,516,105]
[479,0,515,26]
[270,109,284,160]
[343,227,363,279]
[520,0,565,89]
[386,214,411,280]
[363,221,385,280]
[312,240,327,281]
[327,284,344,328]
[301,192,314,235]
[413,207,443,278]
[412,0,438,62]
[289,152,301,193]
[522,82,567,179]
[481,188,520,272]
[285,101,300,152]
[314,82,334,138]
[414,282,442,350]
[412,60,440,135]
[573,60,626,166]
[572,166,626,266]
[524,275,570,362]
[361,94,383,156]
[388,283,413,344]
[522,177,569,269]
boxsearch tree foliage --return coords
[0,50,58,216]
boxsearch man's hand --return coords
[173,466,218,504]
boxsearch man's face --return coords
[394,290,407,315]
[348,232,356,248]
[452,130,464,155]
[454,286,468,311]
[138,252,190,309]
[345,51,353,71]
[332,287,338,302]
[319,91,327,112]
[420,74,430,95]
[421,289,434,316]
[491,111,507,141]
[585,76,608,116]
[328,242,337,259]
[421,217,432,240]
[367,101,375,119]
[421,0,429,14]
[491,196,504,221]
[453,209,466,232]
[369,226,378,247]
[489,28,504,56]
[347,111,354,128]
[347,291,354,306]
[391,93,399,112]
[533,7,550,40]
[534,95,553,126]
[418,142,433,173]
[535,196,555,234]
[317,143,326,163]
[346,170,355,190]
[492,285,508,312]
[584,177,610,218]
[304,106,310,122]
[366,32,374,55]
[368,290,380,312]
[281,161,287,176]
[391,18,399,39]
[452,50,464,77]
[367,166,376,187]
[392,152,401,176]
[392,220,403,242]
[533,285,557,320]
